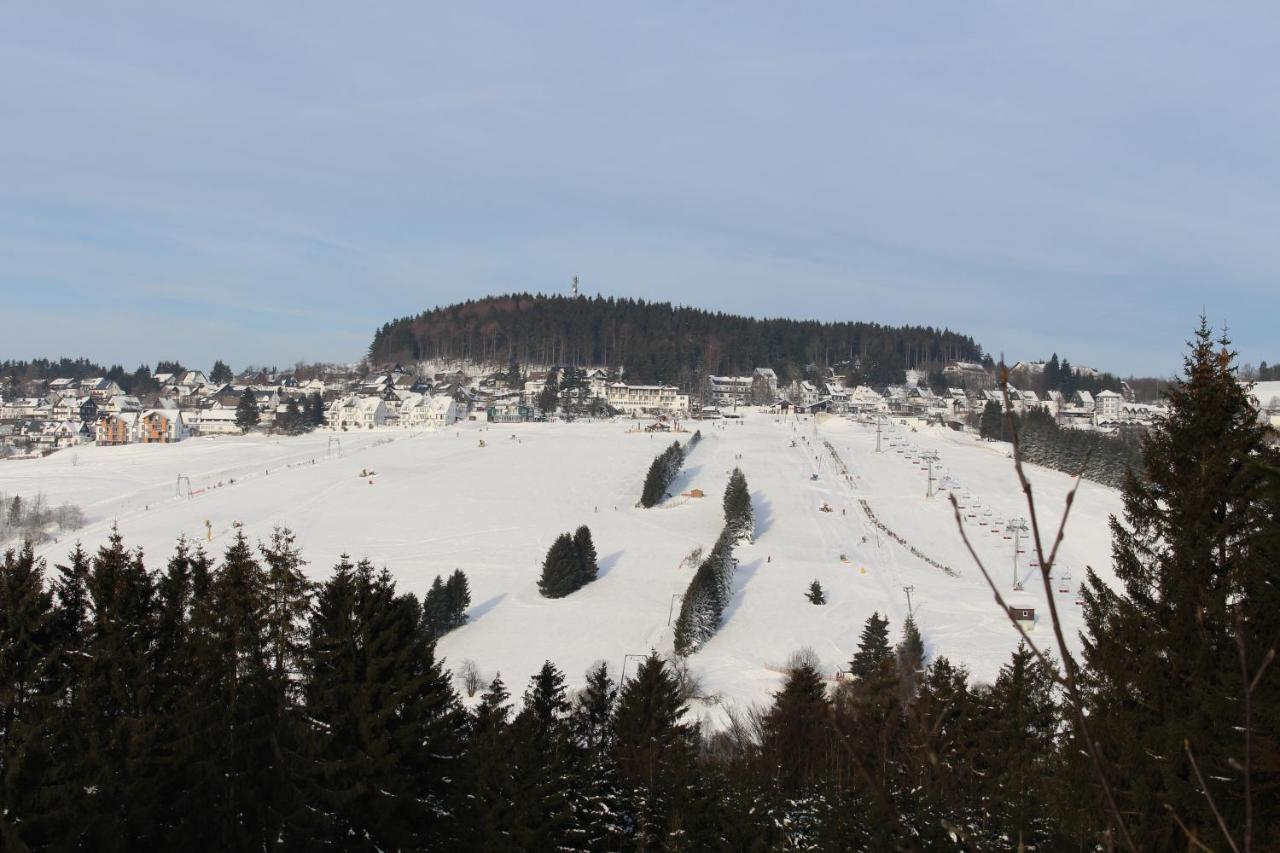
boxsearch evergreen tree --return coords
[539,533,582,598]
[974,644,1062,849]
[460,672,528,848]
[848,612,891,680]
[235,388,260,432]
[1079,319,1280,848]
[539,372,560,415]
[805,580,825,605]
[72,528,158,850]
[979,399,1004,441]
[723,467,754,542]
[760,658,831,790]
[572,525,599,586]
[614,654,694,849]
[0,542,58,851]
[489,662,575,848]
[567,663,629,850]
[896,614,924,676]
[421,574,448,640]
[210,359,234,385]
[444,568,471,631]
[309,391,326,427]
[304,558,467,850]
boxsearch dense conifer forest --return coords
[1,323,1275,851]
[368,294,986,386]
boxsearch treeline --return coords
[978,402,1142,488]
[673,468,753,656]
[639,432,700,508]
[368,293,985,387]
[1008,353,1125,397]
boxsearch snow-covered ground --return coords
[3,414,1121,726]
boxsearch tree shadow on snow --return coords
[752,491,774,538]
[721,558,762,624]
[467,593,507,622]
[667,464,703,497]
[596,550,624,579]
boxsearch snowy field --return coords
[2,414,1122,726]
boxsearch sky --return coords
[2,3,1277,376]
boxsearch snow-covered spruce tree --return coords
[1079,319,1280,848]
[568,662,631,850]
[572,525,598,586]
[639,441,685,508]
[806,580,826,605]
[613,654,696,849]
[723,467,753,542]
[672,527,738,656]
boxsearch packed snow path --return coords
[5,414,1121,725]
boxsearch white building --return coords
[328,395,388,430]
[137,409,190,443]
[426,395,459,427]
[606,383,690,417]
[708,375,753,407]
[187,406,242,436]
[1095,390,1123,422]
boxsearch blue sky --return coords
[2,3,1277,375]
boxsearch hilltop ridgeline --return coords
[369,293,986,386]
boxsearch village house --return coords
[606,383,690,417]
[138,409,190,443]
[186,406,241,436]
[96,412,139,446]
[1094,389,1123,422]
[328,395,388,430]
[708,375,753,408]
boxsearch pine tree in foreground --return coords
[1079,318,1280,848]
[806,580,826,604]
[896,614,924,678]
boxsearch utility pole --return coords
[922,451,940,497]
[902,585,915,616]
[876,414,883,453]
[667,593,683,626]
[1009,518,1028,590]
[618,653,648,686]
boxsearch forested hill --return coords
[369,294,987,385]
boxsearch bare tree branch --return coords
[1164,804,1218,853]
[1184,739,1241,853]
[963,369,1140,851]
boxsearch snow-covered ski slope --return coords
[4,413,1121,724]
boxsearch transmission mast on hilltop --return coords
[571,275,579,297]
